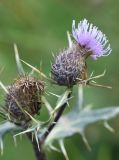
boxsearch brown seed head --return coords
[5,75,44,126]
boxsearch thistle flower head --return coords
[51,44,87,87]
[5,75,44,126]
[72,19,112,59]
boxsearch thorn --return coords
[59,140,69,160]
[82,134,92,152]
[49,144,61,152]
[35,131,40,152]
[89,82,112,89]
[89,71,94,78]
[13,136,17,147]
[20,59,49,80]
[24,110,39,124]
[104,121,115,133]
[14,43,25,75]
[84,70,106,84]
[29,67,35,75]
[14,127,34,137]
[42,96,53,115]
[52,121,57,124]
[52,52,55,59]
[0,81,9,93]
[48,92,60,98]
[67,102,70,107]
[67,31,72,48]
[51,89,72,114]
[0,138,3,155]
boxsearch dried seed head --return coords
[5,75,44,126]
[51,44,87,87]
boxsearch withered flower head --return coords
[51,44,87,87]
[5,75,44,126]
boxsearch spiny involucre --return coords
[5,75,44,127]
[51,44,87,87]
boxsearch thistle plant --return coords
[0,19,118,160]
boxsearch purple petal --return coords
[72,19,112,59]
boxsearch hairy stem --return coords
[41,91,72,142]
[27,133,46,160]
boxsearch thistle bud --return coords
[51,44,87,87]
[5,75,44,126]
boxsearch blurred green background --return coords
[0,0,119,160]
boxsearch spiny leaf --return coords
[45,106,119,144]
[44,86,119,150]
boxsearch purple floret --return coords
[72,19,112,59]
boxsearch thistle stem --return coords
[28,90,72,160]
[41,91,72,142]
[27,133,46,160]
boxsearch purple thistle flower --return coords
[72,19,112,59]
